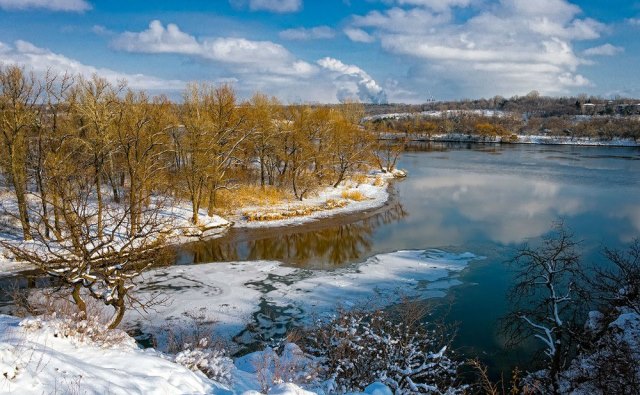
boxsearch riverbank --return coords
[0,170,402,276]
[382,132,640,147]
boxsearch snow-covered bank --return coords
[382,133,640,147]
[128,249,482,345]
[230,172,399,229]
[0,198,230,277]
[0,315,219,394]
[0,314,398,394]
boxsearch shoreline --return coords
[381,133,640,147]
[0,172,399,277]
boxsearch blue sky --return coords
[0,0,639,103]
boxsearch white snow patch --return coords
[128,250,482,342]
[0,315,221,395]
[0,314,397,395]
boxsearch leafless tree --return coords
[504,222,584,395]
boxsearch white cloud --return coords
[111,20,201,55]
[231,0,302,13]
[111,20,316,77]
[108,20,389,104]
[348,0,607,97]
[344,28,375,43]
[583,43,624,57]
[0,0,90,12]
[0,40,184,91]
[279,26,335,40]
[317,57,387,104]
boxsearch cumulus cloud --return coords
[0,40,184,91]
[108,20,388,103]
[343,28,375,43]
[583,44,624,57]
[347,0,608,97]
[231,0,302,13]
[111,20,317,77]
[0,0,90,12]
[279,26,335,40]
[317,57,387,104]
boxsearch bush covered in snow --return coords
[301,309,465,394]
[174,337,234,386]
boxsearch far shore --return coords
[380,133,640,147]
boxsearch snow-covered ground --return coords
[363,110,509,122]
[230,172,397,229]
[0,315,219,394]
[127,249,482,346]
[0,195,230,277]
[0,314,399,394]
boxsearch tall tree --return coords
[0,66,43,240]
[74,75,123,238]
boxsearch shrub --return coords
[174,338,234,386]
[341,190,367,201]
[300,309,465,394]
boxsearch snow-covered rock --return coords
[363,382,393,395]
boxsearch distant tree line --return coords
[365,91,640,118]
[364,90,640,141]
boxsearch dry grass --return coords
[243,199,350,222]
[352,174,369,186]
[341,189,368,201]
[373,176,385,187]
[215,185,288,212]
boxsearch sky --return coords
[0,0,639,103]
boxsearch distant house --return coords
[581,103,596,114]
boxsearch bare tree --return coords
[504,222,584,394]
[0,162,172,329]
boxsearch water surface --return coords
[181,142,640,371]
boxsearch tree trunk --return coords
[333,169,346,188]
[10,148,32,240]
[72,284,87,319]
[95,167,104,239]
[107,284,126,329]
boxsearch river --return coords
[179,141,640,372]
[3,142,640,375]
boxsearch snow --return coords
[231,176,392,229]
[0,315,219,395]
[516,135,640,147]
[0,314,400,394]
[362,382,393,395]
[363,110,509,122]
[1,174,395,276]
[383,132,640,147]
[127,249,482,343]
[0,194,230,276]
